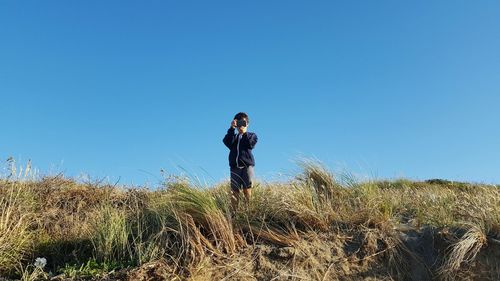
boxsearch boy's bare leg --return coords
[242,187,252,205]
[231,189,240,212]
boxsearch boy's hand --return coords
[231,119,237,128]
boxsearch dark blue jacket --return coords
[223,127,258,168]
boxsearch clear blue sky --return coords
[1,1,499,185]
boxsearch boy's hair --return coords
[234,112,249,123]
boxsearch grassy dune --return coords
[0,162,499,280]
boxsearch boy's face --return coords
[237,118,248,134]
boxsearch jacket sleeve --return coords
[244,133,258,149]
[222,127,236,149]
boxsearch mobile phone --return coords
[237,119,247,127]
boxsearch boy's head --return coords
[234,112,249,133]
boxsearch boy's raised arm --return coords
[223,127,236,148]
[244,133,258,149]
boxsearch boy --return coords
[222,112,258,211]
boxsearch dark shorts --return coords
[230,166,254,191]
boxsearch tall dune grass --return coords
[0,162,498,280]
[0,181,34,275]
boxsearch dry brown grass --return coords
[0,182,34,275]
[0,162,498,280]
